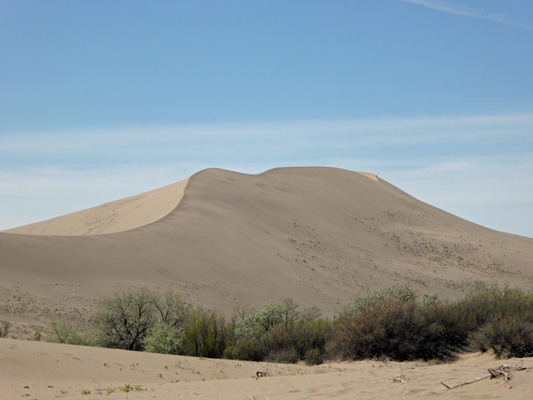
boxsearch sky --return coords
[1,0,532,237]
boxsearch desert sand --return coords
[1,167,532,337]
[1,338,532,399]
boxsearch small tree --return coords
[92,288,157,351]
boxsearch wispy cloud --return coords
[400,0,532,29]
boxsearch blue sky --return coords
[1,0,532,237]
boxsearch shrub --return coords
[181,308,230,358]
[0,320,11,338]
[92,288,157,351]
[304,347,323,365]
[143,322,183,354]
[230,298,328,364]
[342,284,417,319]
[46,320,95,346]
[153,290,193,329]
[331,299,453,361]
[472,316,533,358]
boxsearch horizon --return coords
[1,1,532,237]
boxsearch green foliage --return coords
[419,292,439,306]
[181,308,230,358]
[153,290,193,329]
[46,320,95,346]
[120,384,132,393]
[143,322,183,354]
[42,283,533,363]
[229,297,328,363]
[235,297,321,341]
[92,288,157,351]
[342,284,417,318]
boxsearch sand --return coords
[6,177,190,235]
[1,338,533,399]
[1,167,532,336]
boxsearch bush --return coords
[46,320,95,346]
[331,299,455,361]
[92,288,157,351]
[229,298,328,364]
[181,308,230,358]
[143,322,184,354]
[0,320,11,338]
[342,284,417,318]
[472,316,533,358]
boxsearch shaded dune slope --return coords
[1,167,532,330]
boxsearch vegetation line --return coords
[17,282,533,365]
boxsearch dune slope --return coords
[6,177,189,235]
[1,167,532,334]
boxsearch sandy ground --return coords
[1,167,532,335]
[1,338,532,400]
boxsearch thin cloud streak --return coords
[400,0,532,29]
[2,113,532,162]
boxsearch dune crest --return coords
[5,177,190,235]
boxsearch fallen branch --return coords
[441,363,531,390]
[441,375,489,390]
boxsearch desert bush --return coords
[331,299,455,361]
[229,298,327,363]
[235,297,321,340]
[181,308,230,358]
[46,320,95,346]
[92,287,157,351]
[341,284,417,319]
[420,292,439,306]
[153,290,193,329]
[143,322,184,354]
[143,291,193,354]
[471,315,533,358]
[0,320,11,338]
[223,338,265,361]
[304,347,323,365]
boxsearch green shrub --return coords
[143,322,183,354]
[181,308,230,358]
[46,320,95,346]
[342,284,417,319]
[92,288,157,351]
[229,299,328,364]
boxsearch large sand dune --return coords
[1,167,532,336]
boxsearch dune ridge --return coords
[5,176,190,235]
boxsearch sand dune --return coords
[1,167,532,336]
[1,338,532,399]
[6,177,190,235]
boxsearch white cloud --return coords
[400,0,532,29]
